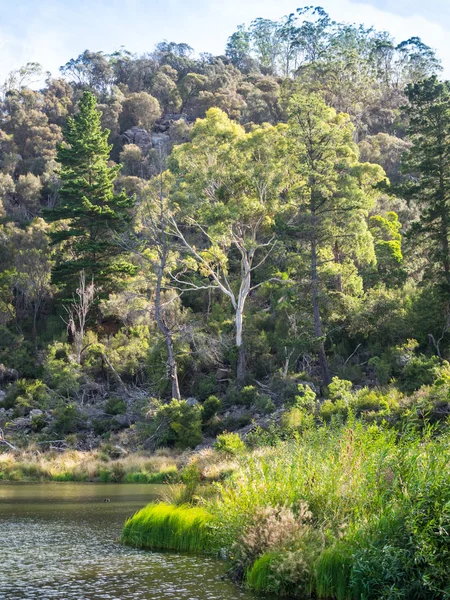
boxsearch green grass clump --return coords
[246,552,278,592]
[121,501,215,553]
[315,542,354,600]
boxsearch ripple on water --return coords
[0,483,259,600]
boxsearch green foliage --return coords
[202,395,221,424]
[121,502,215,552]
[43,342,81,396]
[51,403,79,434]
[214,432,245,455]
[104,397,127,415]
[254,394,275,415]
[151,399,203,450]
[2,378,50,415]
[45,91,136,292]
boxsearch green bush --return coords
[319,399,348,422]
[51,404,79,434]
[281,406,315,432]
[104,397,127,415]
[240,385,259,407]
[2,378,51,415]
[43,342,81,396]
[151,399,203,450]
[398,355,443,394]
[202,395,221,424]
[254,394,275,415]
[214,432,245,455]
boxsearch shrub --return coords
[294,384,317,411]
[51,403,79,434]
[2,378,51,415]
[151,399,203,450]
[398,355,442,394]
[214,432,245,455]
[319,399,348,423]
[43,342,81,396]
[240,386,259,407]
[104,397,127,415]
[254,394,275,415]
[281,407,315,432]
[202,395,221,424]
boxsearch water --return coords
[0,483,260,600]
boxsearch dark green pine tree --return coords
[46,91,136,294]
[403,76,450,291]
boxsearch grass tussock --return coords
[121,502,215,552]
[124,421,450,598]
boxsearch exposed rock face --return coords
[0,364,18,383]
[153,113,188,133]
[121,127,153,155]
[151,133,170,152]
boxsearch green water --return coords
[0,483,260,600]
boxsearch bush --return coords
[202,395,221,424]
[43,342,81,396]
[151,399,203,450]
[254,394,275,415]
[104,397,127,415]
[51,404,79,434]
[214,432,245,455]
[240,386,259,407]
[2,378,51,415]
[398,355,443,394]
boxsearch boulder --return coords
[29,409,43,418]
[121,126,153,155]
[0,364,18,383]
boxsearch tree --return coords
[402,77,450,291]
[130,155,183,400]
[64,270,95,364]
[45,91,136,294]
[284,93,385,385]
[169,108,288,385]
[119,92,161,132]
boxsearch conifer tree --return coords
[46,91,135,293]
[403,76,450,291]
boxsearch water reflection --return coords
[0,483,259,600]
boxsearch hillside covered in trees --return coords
[0,6,450,451]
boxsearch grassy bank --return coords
[122,502,215,552]
[0,446,237,483]
[122,422,450,599]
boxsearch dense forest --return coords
[0,5,449,446]
[4,6,450,599]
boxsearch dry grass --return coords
[0,446,237,483]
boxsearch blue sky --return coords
[1,0,450,82]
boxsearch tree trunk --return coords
[154,263,181,400]
[311,236,331,386]
[166,336,181,401]
[236,304,246,387]
[235,252,252,387]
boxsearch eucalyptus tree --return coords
[169,108,288,385]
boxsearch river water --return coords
[0,483,260,600]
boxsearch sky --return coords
[1,0,450,83]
